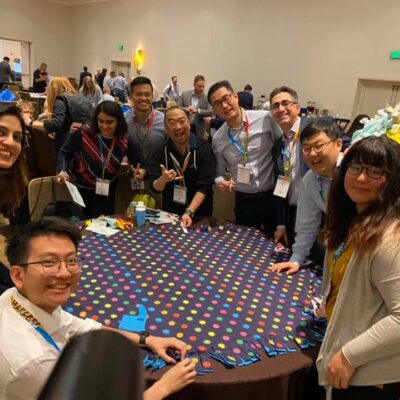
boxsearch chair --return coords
[335,118,351,131]
[29,128,57,176]
[28,177,73,220]
[19,91,32,101]
[0,101,16,111]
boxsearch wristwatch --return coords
[138,330,150,347]
[185,208,195,219]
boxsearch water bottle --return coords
[126,201,137,222]
[136,201,146,227]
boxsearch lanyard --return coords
[170,151,191,187]
[98,137,116,178]
[227,109,250,163]
[10,295,61,352]
[330,242,347,274]
[281,128,300,176]
[133,110,156,159]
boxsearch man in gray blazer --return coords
[177,74,212,139]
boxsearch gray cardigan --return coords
[317,232,400,387]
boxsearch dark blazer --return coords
[237,91,253,110]
[272,117,311,229]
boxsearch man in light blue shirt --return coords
[208,80,281,236]
[272,119,343,273]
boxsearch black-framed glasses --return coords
[212,93,233,109]
[302,140,334,155]
[271,100,297,111]
[19,256,84,276]
[347,163,388,179]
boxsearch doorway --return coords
[0,38,31,88]
[110,61,132,82]
[352,78,400,118]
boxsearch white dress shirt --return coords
[0,288,101,400]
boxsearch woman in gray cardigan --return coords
[317,135,400,400]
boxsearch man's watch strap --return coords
[185,208,195,219]
[138,330,150,347]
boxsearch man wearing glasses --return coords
[272,119,343,274]
[270,86,311,246]
[208,80,280,236]
[0,217,195,400]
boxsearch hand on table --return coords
[144,358,196,400]
[217,179,235,193]
[274,227,288,244]
[271,261,299,275]
[327,350,355,389]
[181,213,192,228]
[146,335,187,364]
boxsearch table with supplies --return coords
[66,221,324,400]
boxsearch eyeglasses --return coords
[302,140,334,155]
[347,163,388,179]
[212,93,233,109]
[271,100,297,111]
[19,256,84,276]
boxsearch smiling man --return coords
[0,217,195,400]
[148,106,215,227]
[270,86,311,245]
[272,118,342,274]
[125,76,166,184]
[208,80,280,236]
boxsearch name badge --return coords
[173,185,187,204]
[273,175,291,198]
[95,178,110,197]
[130,178,145,190]
[237,164,251,184]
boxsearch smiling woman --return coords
[317,136,400,399]
[0,106,29,294]
[56,101,137,218]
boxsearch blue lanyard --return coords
[227,130,245,155]
[98,137,116,178]
[33,325,61,352]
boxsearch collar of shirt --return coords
[10,288,63,335]
[132,107,155,124]
[283,117,301,142]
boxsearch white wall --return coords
[2,0,400,117]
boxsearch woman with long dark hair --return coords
[317,135,400,399]
[57,101,136,218]
[0,106,28,293]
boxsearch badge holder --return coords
[273,175,291,198]
[237,163,251,185]
[95,178,110,196]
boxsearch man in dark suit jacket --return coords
[270,86,310,246]
[79,66,92,88]
[237,84,254,110]
[177,74,212,139]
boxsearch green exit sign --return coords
[390,50,400,60]
[118,44,124,52]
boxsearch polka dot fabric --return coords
[66,223,322,360]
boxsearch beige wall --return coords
[2,0,400,117]
[0,0,73,81]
